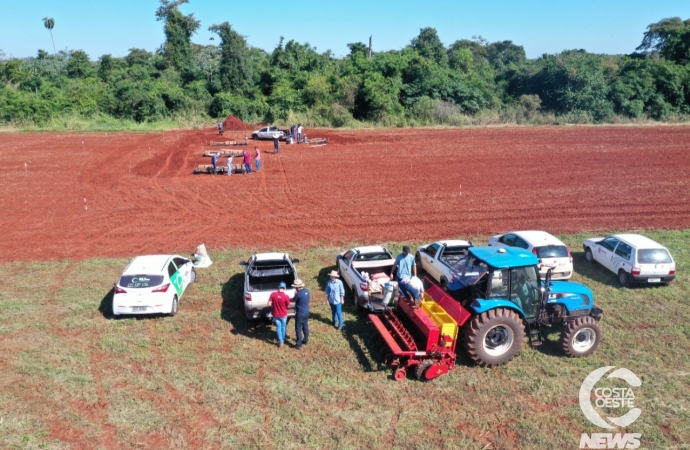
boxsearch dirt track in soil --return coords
[2,125,690,262]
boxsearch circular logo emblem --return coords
[579,366,641,429]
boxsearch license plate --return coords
[647,278,661,283]
[132,306,147,312]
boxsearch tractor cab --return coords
[448,246,543,319]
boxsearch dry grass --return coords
[0,231,688,449]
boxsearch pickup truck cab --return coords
[415,240,472,289]
[240,253,300,319]
[336,246,395,309]
[583,234,675,287]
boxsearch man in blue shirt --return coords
[325,270,345,331]
[211,153,218,175]
[392,246,417,304]
[292,279,310,349]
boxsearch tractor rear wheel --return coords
[415,360,434,381]
[560,316,601,357]
[464,308,524,367]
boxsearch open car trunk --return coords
[248,262,296,291]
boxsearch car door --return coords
[339,250,355,288]
[513,236,530,250]
[167,260,184,297]
[173,257,192,289]
[258,127,269,139]
[610,241,633,274]
[594,236,619,270]
[420,243,440,280]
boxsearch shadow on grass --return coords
[220,272,275,343]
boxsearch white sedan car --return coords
[583,234,676,287]
[488,230,573,280]
[113,255,196,316]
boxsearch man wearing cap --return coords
[268,282,291,347]
[325,270,345,331]
[292,279,310,349]
[392,246,417,305]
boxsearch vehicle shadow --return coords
[98,288,171,320]
[220,272,275,343]
[571,250,621,287]
[98,288,116,319]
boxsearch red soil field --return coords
[2,125,690,262]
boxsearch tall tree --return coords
[410,27,448,67]
[637,17,690,64]
[155,0,200,80]
[209,22,251,94]
[43,17,56,55]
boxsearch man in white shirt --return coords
[400,275,424,308]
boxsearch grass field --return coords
[0,230,688,449]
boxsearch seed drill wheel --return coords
[393,367,407,381]
[464,308,524,367]
[415,360,434,381]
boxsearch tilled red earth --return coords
[2,125,690,261]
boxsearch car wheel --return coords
[415,252,422,267]
[252,133,258,140]
[189,268,197,284]
[170,295,179,316]
[618,270,630,288]
[440,278,448,290]
[560,316,601,357]
[584,247,594,263]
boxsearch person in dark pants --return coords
[217,121,224,135]
[211,153,218,175]
[291,279,310,349]
[273,134,280,153]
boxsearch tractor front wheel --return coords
[464,308,524,367]
[561,316,601,357]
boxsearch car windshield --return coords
[355,252,391,261]
[119,275,164,288]
[536,245,568,258]
[637,249,672,264]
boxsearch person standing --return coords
[297,124,303,143]
[211,153,218,175]
[254,147,261,172]
[290,124,296,142]
[226,156,232,176]
[325,270,345,331]
[392,245,417,305]
[217,121,224,135]
[268,282,291,347]
[243,149,252,174]
[292,279,310,349]
[273,134,280,153]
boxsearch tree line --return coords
[2,1,690,127]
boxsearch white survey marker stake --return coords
[83,195,88,211]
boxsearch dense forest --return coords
[2,0,690,128]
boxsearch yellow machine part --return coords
[419,293,458,347]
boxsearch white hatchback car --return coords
[113,255,196,316]
[583,234,676,287]
[488,230,573,280]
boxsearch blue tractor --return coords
[445,246,603,367]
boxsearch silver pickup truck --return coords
[416,240,473,289]
[240,253,300,319]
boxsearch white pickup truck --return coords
[336,246,396,310]
[415,240,473,288]
[240,253,300,320]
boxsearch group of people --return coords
[267,279,311,349]
[210,147,262,175]
[289,124,305,144]
[265,245,425,350]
